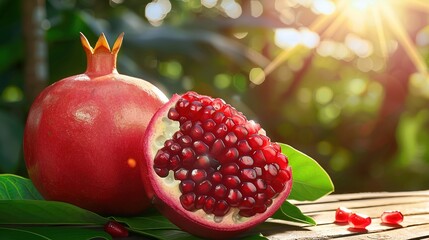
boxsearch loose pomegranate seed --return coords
[348,213,371,229]
[104,221,129,238]
[381,210,404,225]
[335,207,353,223]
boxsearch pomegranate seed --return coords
[176,99,189,114]
[272,143,281,152]
[214,184,228,199]
[193,141,209,154]
[211,139,226,156]
[214,123,228,138]
[180,120,193,133]
[200,106,215,120]
[264,164,278,182]
[189,101,203,117]
[190,169,207,183]
[265,186,277,199]
[224,132,238,146]
[252,150,266,166]
[164,139,174,147]
[154,151,170,168]
[155,167,168,177]
[276,169,291,182]
[168,143,181,153]
[263,146,277,162]
[180,192,196,211]
[202,132,216,145]
[224,118,235,128]
[178,135,192,147]
[221,148,239,163]
[239,209,256,217]
[271,180,286,193]
[174,168,188,180]
[226,189,243,207]
[381,210,403,225]
[169,155,181,170]
[212,98,225,110]
[202,119,216,132]
[196,180,213,195]
[238,156,254,168]
[244,120,260,134]
[335,207,353,223]
[255,179,267,191]
[221,163,239,175]
[212,112,225,124]
[233,125,248,139]
[254,204,267,214]
[172,131,183,140]
[190,124,204,140]
[181,148,195,168]
[194,155,210,168]
[276,153,288,168]
[254,193,266,205]
[179,180,195,193]
[248,135,264,148]
[232,114,246,125]
[168,108,180,121]
[213,200,230,216]
[210,172,223,183]
[199,96,212,105]
[223,175,241,189]
[348,213,371,229]
[240,197,256,209]
[104,221,129,238]
[254,167,262,176]
[203,197,216,213]
[240,169,257,181]
[241,182,257,196]
[195,195,207,209]
[236,140,252,154]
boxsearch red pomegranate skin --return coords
[24,33,168,215]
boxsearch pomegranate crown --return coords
[79,32,124,76]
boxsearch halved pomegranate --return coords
[141,92,292,238]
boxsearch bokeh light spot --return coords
[249,68,265,85]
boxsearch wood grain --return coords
[259,190,429,239]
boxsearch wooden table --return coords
[256,190,429,239]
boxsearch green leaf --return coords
[133,229,203,240]
[280,144,334,201]
[271,201,316,225]
[0,174,43,200]
[0,200,108,225]
[113,212,179,231]
[0,226,111,240]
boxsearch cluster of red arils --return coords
[335,207,403,230]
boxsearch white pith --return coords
[150,115,256,225]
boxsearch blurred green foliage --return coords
[1,0,429,193]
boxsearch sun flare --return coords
[262,0,429,82]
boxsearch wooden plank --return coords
[261,190,429,239]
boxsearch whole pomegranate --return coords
[141,92,292,238]
[24,33,168,215]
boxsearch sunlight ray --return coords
[380,3,428,74]
[321,9,348,39]
[259,0,350,82]
[371,5,389,59]
[405,0,429,13]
